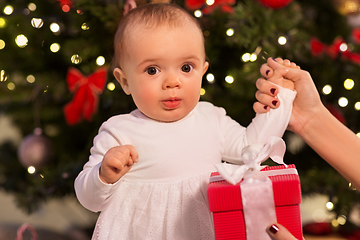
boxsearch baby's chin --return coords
[142,111,190,123]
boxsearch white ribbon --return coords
[215,136,286,185]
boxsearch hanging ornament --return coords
[18,128,54,168]
[331,0,360,15]
[256,0,293,9]
[63,67,107,125]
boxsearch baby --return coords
[75,3,296,239]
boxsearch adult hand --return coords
[267,223,300,240]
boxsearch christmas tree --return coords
[1,0,360,235]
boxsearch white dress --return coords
[75,87,296,240]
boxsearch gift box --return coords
[208,164,302,240]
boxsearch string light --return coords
[225,75,234,84]
[96,56,105,66]
[62,5,70,12]
[50,23,60,34]
[3,5,14,15]
[355,102,360,110]
[278,36,287,45]
[250,53,257,62]
[326,201,334,211]
[0,18,6,28]
[200,88,206,95]
[0,70,7,82]
[337,215,346,225]
[322,84,332,95]
[344,78,354,90]
[194,10,202,18]
[31,18,44,28]
[338,97,348,107]
[27,166,36,174]
[50,43,60,53]
[339,43,348,52]
[7,82,15,90]
[242,53,251,62]
[0,39,5,50]
[26,75,35,83]
[15,34,28,48]
[71,54,82,64]
[206,0,215,5]
[206,73,215,83]
[107,82,115,91]
[28,3,37,11]
[349,182,357,190]
[226,28,234,37]
[81,23,89,30]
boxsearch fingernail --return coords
[266,70,270,75]
[270,88,276,95]
[269,224,279,234]
[272,100,278,106]
[271,57,276,62]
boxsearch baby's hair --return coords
[112,3,204,70]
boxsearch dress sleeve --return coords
[221,86,296,163]
[74,122,123,212]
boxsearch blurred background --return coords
[1,0,360,239]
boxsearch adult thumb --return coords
[266,223,299,240]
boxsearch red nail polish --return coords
[269,224,279,234]
[270,88,276,95]
[264,105,268,110]
[272,100,278,106]
[266,70,270,75]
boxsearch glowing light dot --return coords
[200,88,206,95]
[225,75,234,84]
[28,3,37,11]
[344,78,354,90]
[96,56,105,66]
[0,39,5,50]
[62,5,70,12]
[28,166,36,174]
[278,36,287,45]
[81,23,89,30]
[242,53,251,62]
[322,85,332,95]
[107,82,115,91]
[31,18,44,28]
[250,54,257,62]
[26,75,35,83]
[194,10,202,18]
[338,97,348,107]
[0,18,6,28]
[340,43,348,52]
[4,5,14,15]
[71,54,82,64]
[50,43,60,53]
[355,102,360,110]
[15,34,28,48]
[332,219,339,227]
[50,23,60,33]
[7,82,15,90]
[337,215,346,225]
[326,202,334,211]
[206,73,215,83]
[0,70,7,82]
[349,182,357,190]
[206,0,215,5]
[226,28,234,37]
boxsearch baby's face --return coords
[114,22,208,122]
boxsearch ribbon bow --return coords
[215,136,286,185]
[63,67,107,125]
[310,37,360,66]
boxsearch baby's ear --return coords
[113,68,131,95]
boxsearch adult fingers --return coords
[266,223,298,240]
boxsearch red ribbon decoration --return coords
[63,67,107,125]
[185,0,235,14]
[310,37,360,66]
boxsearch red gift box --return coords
[208,164,302,240]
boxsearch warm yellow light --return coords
[4,5,14,15]
[28,3,37,11]
[206,0,215,5]
[81,23,89,30]
[225,75,234,84]
[96,56,105,66]
[338,97,348,107]
[0,18,6,28]
[278,36,287,45]
[15,34,28,48]
[194,10,202,18]
[50,23,60,33]
[200,88,206,95]
[340,43,348,52]
[0,39,5,50]
[250,54,257,62]
[226,28,234,37]
[28,166,36,174]
[26,75,35,83]
[50,43,60,53]
[331,219,339,227]
[206,73,215,83]
[7,82,15,90]
[0,70,7,82]
[344,78,354,90]
[242,53,251,62]
[71,54,82,64]
[326,202,334,211]
[107,82,115,91]
[337,215,346,225]
[355,102,360,110]
[31,18,44,28]
[322,85,332,95]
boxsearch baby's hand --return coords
[100,145,138,184]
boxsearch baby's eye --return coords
[181,64,193,73]
[146,67,159,75]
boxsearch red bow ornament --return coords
[63,67,107,125]
[310,37,360,66]
[185,0,235,14]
